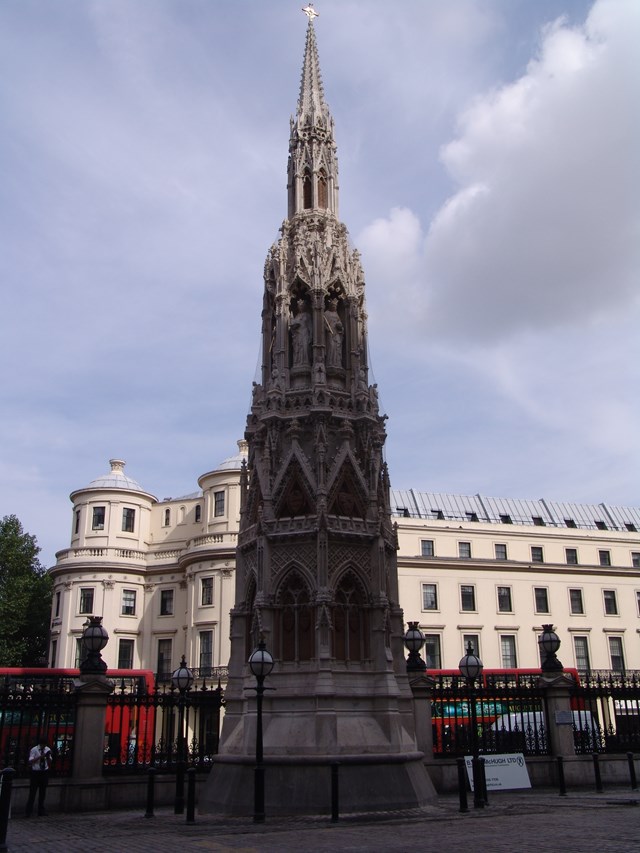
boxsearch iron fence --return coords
[571,671,640,753]
[431,672,549,758]
[103,680,225,774]
[0,680,77,778]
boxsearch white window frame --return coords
[533,586,549,614]
[496,585,513,613]
[121,588,137,616]
[421,583,439,611]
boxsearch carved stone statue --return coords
[324,298,343,367]
[290,299,312,366]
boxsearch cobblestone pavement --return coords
[5,789,640,852]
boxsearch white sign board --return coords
[464,754,531,791]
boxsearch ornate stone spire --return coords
[203,9,435,818]
[288,9,338,217]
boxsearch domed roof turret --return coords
[72,459,155,499]
[216,440,249,471]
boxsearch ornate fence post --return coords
[72,677,115,780]
[538,672,577,758]
[408,673,435,760]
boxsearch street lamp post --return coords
[538,624,563,672]
[171,655,194,815]
[459,641,485,809]
[403,622,427,672]
[248,639,274,823]
[79,616,109,675]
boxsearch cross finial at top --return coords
[302,4,319,21]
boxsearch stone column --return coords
[538,672,577,757]
[408,674,435,759]
[72,677,114,779]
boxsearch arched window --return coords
[164,508,171,527]
[195,504,202,523]
[302,169,313,210]
[317,169,328,208]
[179,505,186,523]
[275,570,314,662]
[333,571,369,662]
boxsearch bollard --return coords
[592,752,603,793]
[0,768,16,853]
[186,768,196,824]
[175,761,186,814]
[556,755,567,797]
[457,757,468,813]
[627,752,638,791]
[145,767,156,818]
[330,762,339,823]
[479,757,489,806]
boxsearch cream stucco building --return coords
[49,451,640,677]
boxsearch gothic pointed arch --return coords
[332,569,369,662]
[273,455,316,518]
[327,457,367,518]
[244,574,258,659]
[274,568,315,661]
[244,469,265,526]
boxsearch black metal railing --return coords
[432,672,549,758]
[571,671,640,753]
[103,680,225,774]
[0,681,77,778]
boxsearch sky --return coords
[1,0,638,568]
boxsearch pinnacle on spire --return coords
[297,7,328,128]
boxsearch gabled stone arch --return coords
[244,573,258,660]
[244,469,264,526]
[273,459,316,519]
[274,568,315,662]
[332,568,370,662]
[327,457,367,519]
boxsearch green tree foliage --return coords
[0,515,52,666]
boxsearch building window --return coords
[564,518,577,528]
[54,590,61,618]
[201,577,214,607]
[121,589,136,616]
[199,630,213,672]
[79,587,94,614]
[157,639,173,678]
[317,169,328,208]
[118,638,135,669]
[462,634,480,658]
[565,548,578,565]
[421,540,434,558]
[532,516,545,526]
[421,583,438,611]
[122,507,135,533]
[626,523,637,532]
[195,505,202,523]
[423,634,442,669]
[466,512,479,522]
[74,509,81,535]
[500,635,518,668]
[531,546,544,563]
[50,639,57,669]
[595,520,608,531]
[458,542,471,559]
[214,491,225,517]
[636,590,640,616]
[608,636,625,672]
[302,168,312,209]
[497,586,513,613]
[75,638,84,667]
[603,589,618,615]
[599,550,611,567]
[495,543,508,561]
[92,506,105,531]
[569,588,584,615]
[164,508,171,526]
[460,584,476,612]
[160,589,174,616]
[534,587,549,614]
[573,636,591,672]
[499,514,512,524]
[631,552,640,568]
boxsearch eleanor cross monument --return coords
[202,7,436,815]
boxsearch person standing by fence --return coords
[25,736,52,817]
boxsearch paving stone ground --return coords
[5,789,640,852]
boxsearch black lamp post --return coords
[248,639,274,823]
[538,624,563,672]
[79,616,109,674]
[171,655,194,814]
[403,622,427,672]
[459,641,484,809]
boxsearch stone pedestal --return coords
[71,677,114,779]
[538,672,577,757]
